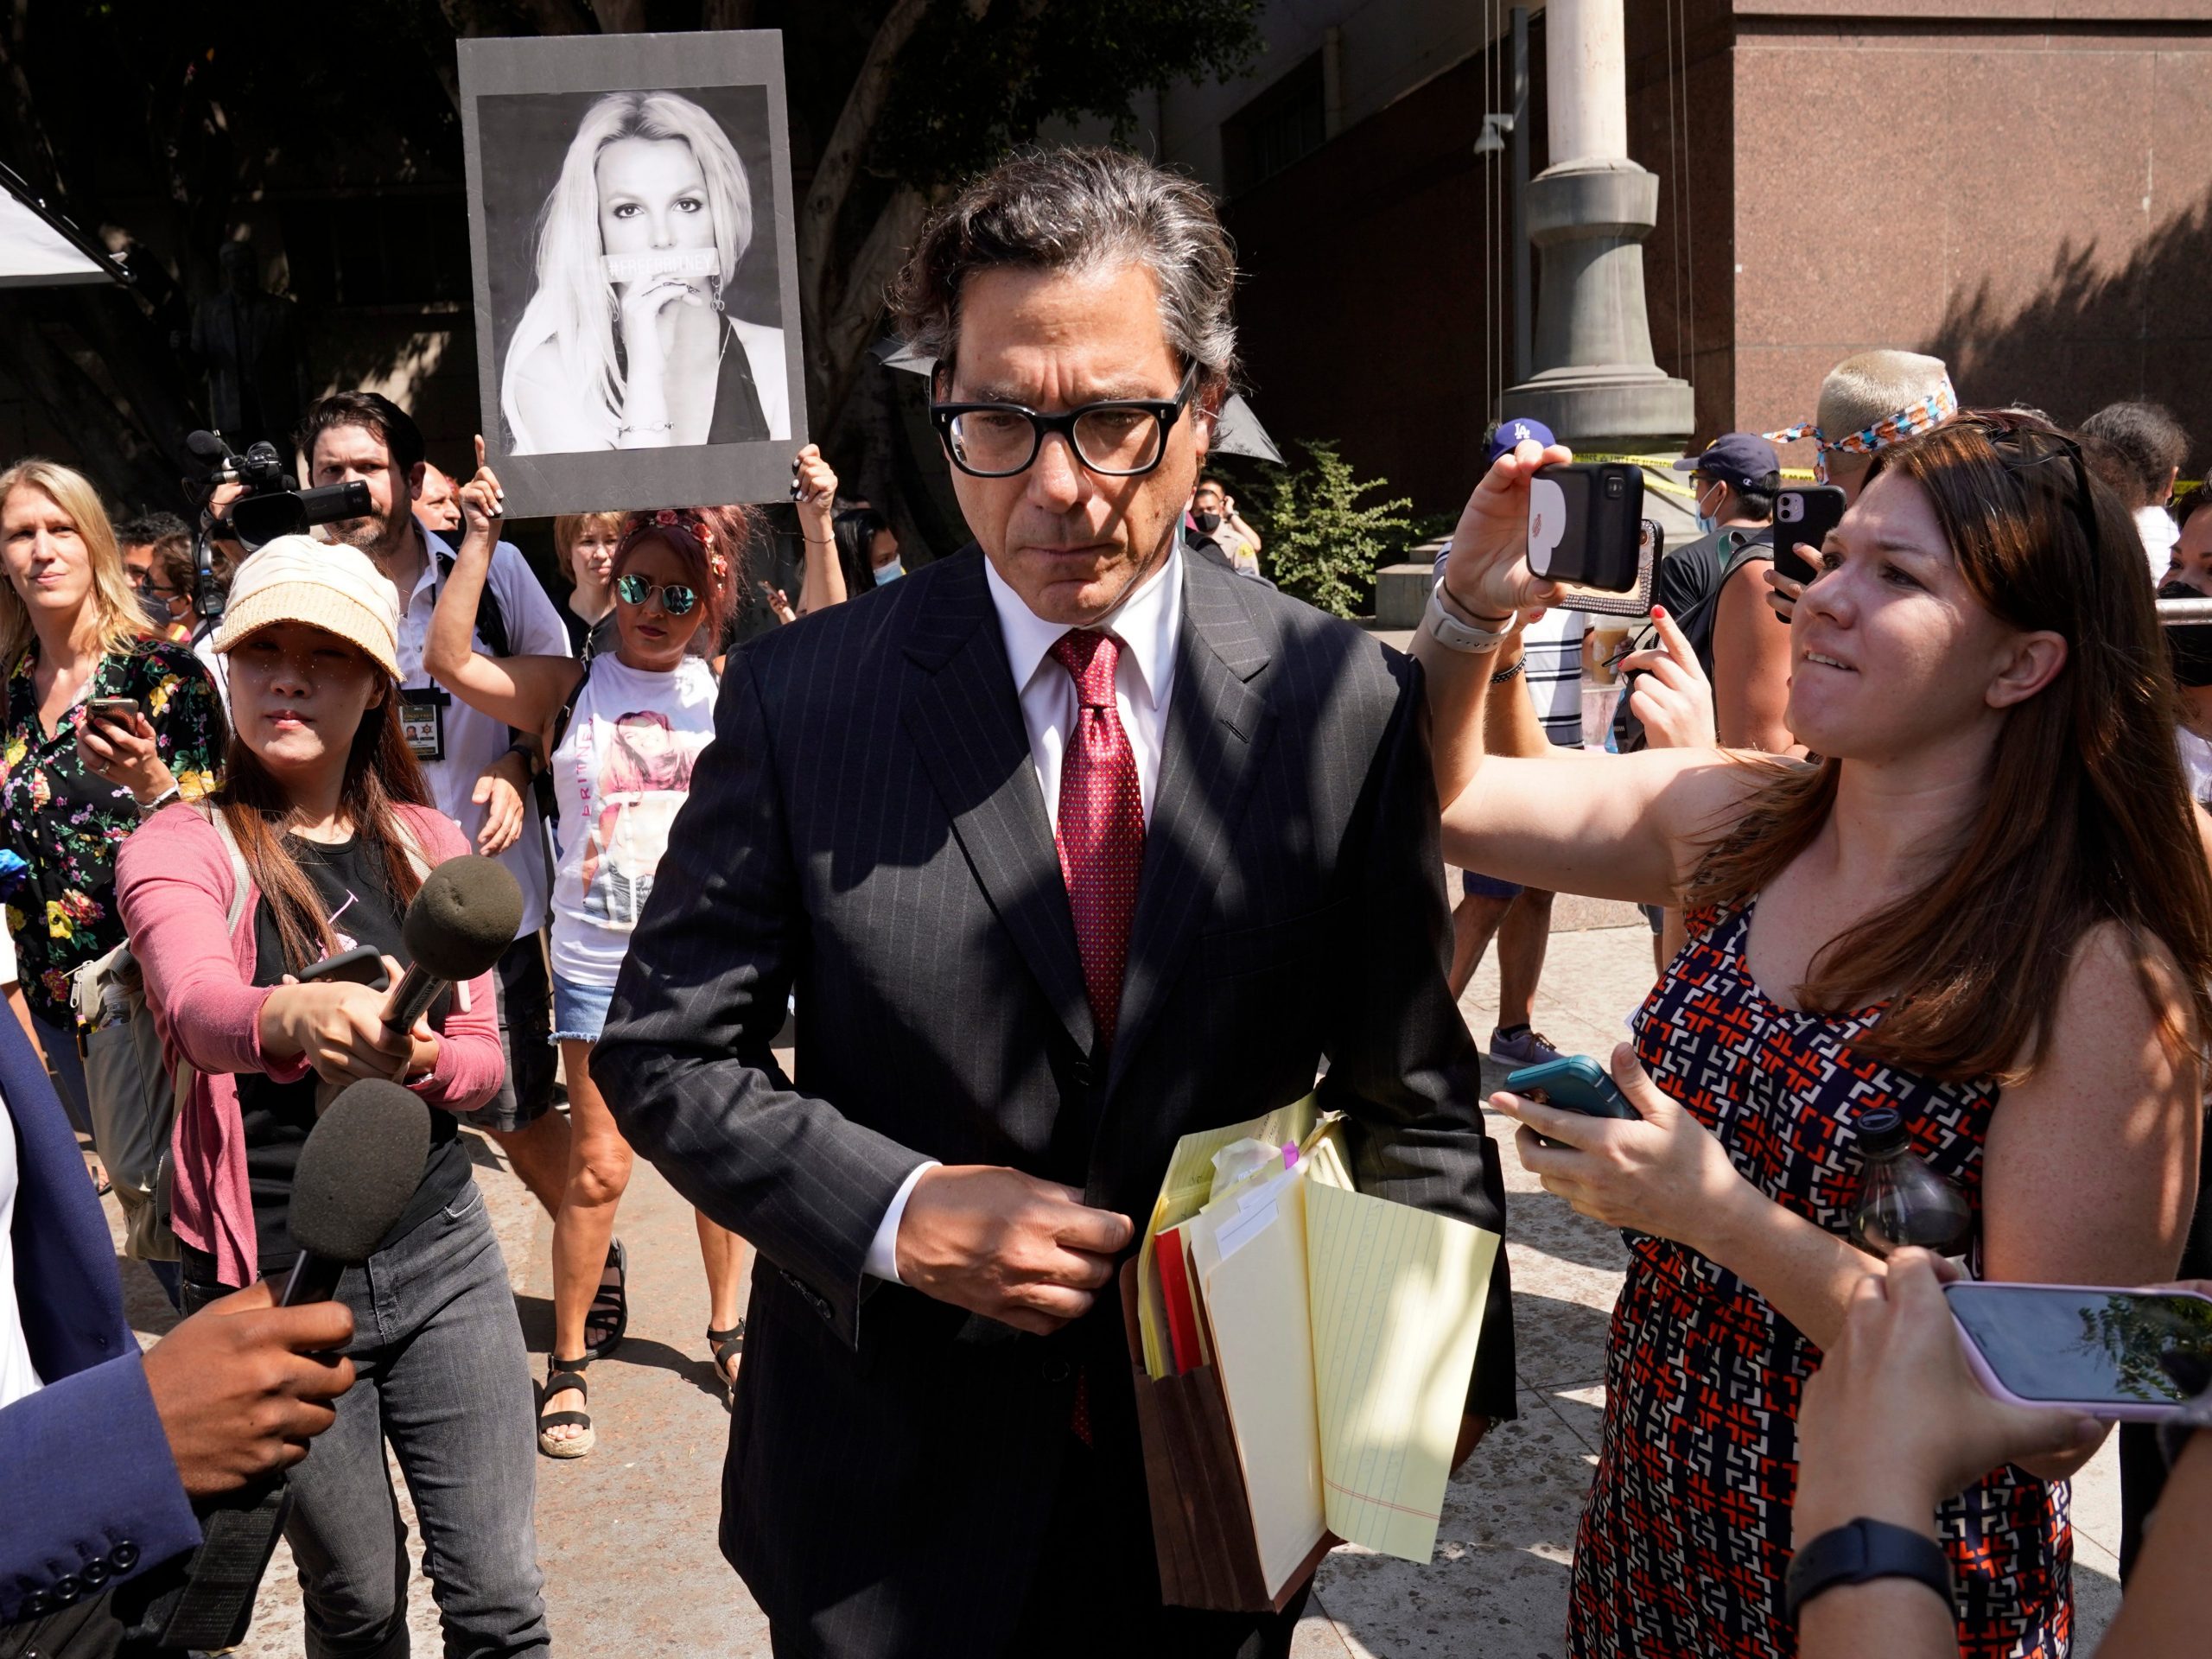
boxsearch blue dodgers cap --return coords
[1487,416,1555,463]
[1673,432,1781,495]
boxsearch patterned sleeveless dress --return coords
[1567,901,2069,1658]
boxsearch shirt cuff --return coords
[862,1161,938,1285]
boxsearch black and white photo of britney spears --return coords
[499,90,789,455]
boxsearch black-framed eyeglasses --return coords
[1963,410,2101,559]
[930,363,1200,479]
[613,573,700,616]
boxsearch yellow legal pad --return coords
[1137,1101,1500,1594]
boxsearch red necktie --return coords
[1048,628,1145,1049]
[1049,630,1143,1450]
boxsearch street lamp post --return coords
[1502,0,1692,453]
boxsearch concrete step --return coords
[1375,563,1434,629]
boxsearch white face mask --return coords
[872,558,904,586]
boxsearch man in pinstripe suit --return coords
[594,146,1516,1659]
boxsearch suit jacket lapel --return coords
[1103,561,1274,1101]
[901,554,1095,1055]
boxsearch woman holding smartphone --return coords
[426,444,770,1455]
[0,461,222,1218]
[115,537,549,1654]
[1416,416,2212,1656]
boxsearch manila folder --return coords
[1194,1172,1328,1601]
[1306,1180,1500,1564]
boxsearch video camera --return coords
[181,429,372,622]
[186,429,371,550]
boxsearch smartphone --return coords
[1771,485,1847,585]
[86,696,141,727]
[1945,1281,2212,1421]
[1552,518,1660,620]
[1528,464,1644,591]
[296,944,391,991]
[1503,1055,1639,1147]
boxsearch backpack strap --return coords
[390,809,435,883]
[200,804,253,936]
[435,549,512,660]
[549,633,599,758]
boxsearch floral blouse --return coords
[1,638,224,1027]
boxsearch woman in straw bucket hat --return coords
[117,535,551,1656]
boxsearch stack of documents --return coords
[1124,1097,1502,1607]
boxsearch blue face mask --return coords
[873,558,904,586]
[1694,484,1723,537]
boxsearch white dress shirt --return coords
[862,548,1186,1282]
[0,1084,43,1409]
[2139,504,2181,583]
[401,527,575,936]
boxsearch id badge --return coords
[400,691,446,762]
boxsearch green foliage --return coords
[1245,442,1415,620]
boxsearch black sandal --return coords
[707,1322,745,1409]
[537,1355,594,1459]
[582,1239,627,1360]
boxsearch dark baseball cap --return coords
[1486,416,1555,464]
[1673,432,1780,495]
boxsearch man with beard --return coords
[295,393,577,1234]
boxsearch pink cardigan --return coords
[115,800,505,1286]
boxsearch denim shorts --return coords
[550,971,617,1045]
[1460,869,1524,901]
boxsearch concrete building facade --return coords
[1154,1,2212,513]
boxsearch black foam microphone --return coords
[124,1082,432,1650]
[380,855,524,1033]
[281,1079,433,1305]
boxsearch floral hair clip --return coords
[625,505,731,585]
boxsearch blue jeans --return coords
[30,1012,91,1135]
[184,1182,550,1657]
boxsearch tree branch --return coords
[796,0,936,322]
[811,185,930,421]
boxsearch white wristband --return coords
[1422,584,1520,654]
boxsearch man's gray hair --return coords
[888,145,1239,391]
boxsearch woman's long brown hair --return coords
[1684,414,2212,1084]
[217,684,436,974]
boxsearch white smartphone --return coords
[1945,1281,2212,1421]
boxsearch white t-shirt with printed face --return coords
[547,652,719,988]
[0,1084,44,1409]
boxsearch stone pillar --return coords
[1503,0,1691,452]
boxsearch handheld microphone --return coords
[125,1083,432,1651]
[281,1079,433,1305]
[379,855,524,1034]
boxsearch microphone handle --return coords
[380,963,446,1033]
[280,1252,348,1306]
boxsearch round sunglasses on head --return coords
[614,573,700,615]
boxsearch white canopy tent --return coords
[0,168,126,289]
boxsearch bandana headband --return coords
[620,506,730,582]
[1764,376,1960,484]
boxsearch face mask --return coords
[1193,510,1224,534]
[137,589,175,628]
[872,559,904,586]
[1694,484,1724,537]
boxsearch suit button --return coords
[24,1591,54,1616]
[111,1541,139,1570]
[80,1560,109,1587]
[52,1574,81,1605]
[1041,1357,1072,1384]
[1069,1060,1092,1090]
